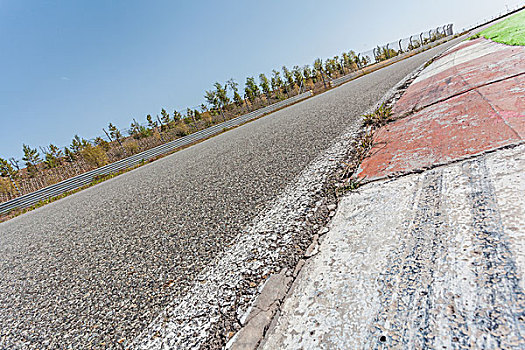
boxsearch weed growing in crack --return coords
[362,104,393,127]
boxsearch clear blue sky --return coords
[0,0,521,159]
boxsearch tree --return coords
[0,157,18,179]
[173,110,182,122]
[64,147,76,162]
[94,137,110,151]
[271,70,283,91]
[43,144,63,169]
[146,115,157,129]
[282,66,294,90]
[185,108,196,125]
[303,65,312,82]
[214,82,230,110]
[259,73,271,98]
[194,109,202,121]
[227,78,244,107]
[129,119,141,137]
[160,108,171,125]
[204,89,219,110]
[0,157,19,196]
[70,135,89,153]
[129,120,151,139]
[292,66,304,88]
[22,144,41,177]
[108,123,122,142]
[244,77,259,103]
[314,58,327,88]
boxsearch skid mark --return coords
[365,160,525,349]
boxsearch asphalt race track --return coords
[0,38,463,348]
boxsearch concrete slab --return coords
[393,38,525,116]
[262,145,525,349]
[358,76,524,180]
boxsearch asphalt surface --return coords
[0,39,462,348]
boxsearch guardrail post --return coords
[420,32,424,46]
[398,39,403,53]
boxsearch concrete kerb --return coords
[224,42,449,350]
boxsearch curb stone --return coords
[225,270,292,350]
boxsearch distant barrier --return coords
[330,25,453,87]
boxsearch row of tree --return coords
[0,49,376,191]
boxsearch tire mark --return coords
[364,159,525,349]
[365,170,447,349]
[461,159,525,349]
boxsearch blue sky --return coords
[0,0,522,159]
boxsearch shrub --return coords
[123,140,140,155]
[81,144,109,167]
[173,123,191,137]
[94,137,111,151]
[0,177,15,196]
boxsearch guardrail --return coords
[0,91,313,215]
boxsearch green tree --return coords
[259,73,271,98]
[64,147,76,162]
[204,90,219,110]
[214,82,230,110]
[146,115,157,129]
[108,123,122,142]
[70,135,89,153]
[43,144,63,169]
[244,77,259,103]
[292,66,303,88]
[94,137,110,151]
[173,110,182,122]
[271,70,283,91]
[22,144,41,177]
[282,66,294,90]
[227,79,244,107]
[303,65,312,82]
[0,157,18,178]
[314,59,327,88]
[129,120,151,139]
[160,108,171,125]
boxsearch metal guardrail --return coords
[0,91,313,215]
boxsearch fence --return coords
[461,4,524,33]
[331,24,453,87]
[360,24,452,67]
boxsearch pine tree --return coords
[22,144,41,177]
[108,123,122,141]
[43,144,63,168]
[259,73,271,98]
[70,135,89,153]
[244,77,259,103]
